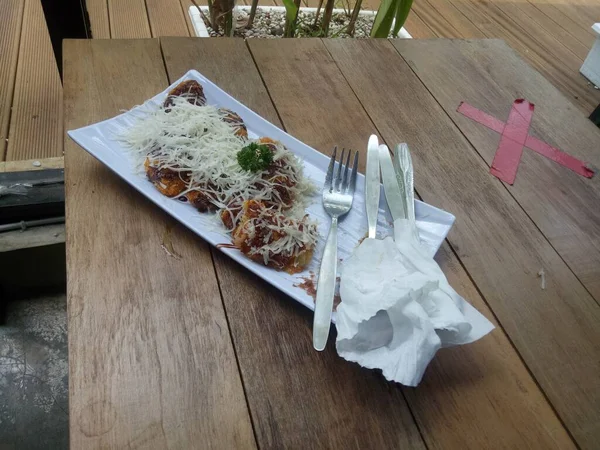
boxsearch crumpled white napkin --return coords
[336,219,494,386]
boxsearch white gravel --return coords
[206,9,399,39]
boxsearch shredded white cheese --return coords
[116,95,318,266]
[244,206,319,260]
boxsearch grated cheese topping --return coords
[244,206,319,265]
[116,94,318,267]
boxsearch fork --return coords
[313,147,359,351]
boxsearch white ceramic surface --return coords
[68,70,455,315]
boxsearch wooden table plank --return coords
[404,12,438,39]
[444,0,600,114]
[485,0,587,67]
[108,0,152,38]
[145,0,190,37]
[247,39,373,165]
[414,0,485,38]
[63,38,255,449]
[243,36,575,449]
[325,37,600,448]
[543,2,599,42]
[412,0,463,38]
[395,38,600,301]
[86,0,111,38]
[416,245,575,449]
[0,0,24,161]
[527,2,595,50]
[160,36,426,449]
[6,0,62,161]
[506,0,590,61]
[179,0,197,36]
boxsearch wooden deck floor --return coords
[1,0,597,163]
[0,0,62,163]
[88,0,600,116]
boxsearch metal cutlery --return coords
[378,144,406,221]
[365,135,381,239]
[313,147,359,351]
[394,143,415,222]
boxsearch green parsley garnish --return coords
[237,142,273,172]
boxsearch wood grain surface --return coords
[0,156,64,172]
[414,0,485,38]
[145,0,190,37]
[6,0,62,161]
[178,0,197,36]
[324,37,600,448]
[528,2,595,50]
[63,36,600,448]
[63,38,255,449]
[506,0,589,60]
[394,38,600,301]
[487,0,588,66]
[247,39,374,171]
[403,12,437,39]
[0,223,65,252]
[406,0,600,116]
[411,0,462,38]
[82,0,599,116]
[108,0,152,38]
[542,2,599,43]
[247,37,574,449]
[440,0,600,114]
[85,0,110,38]
[0,0,24,160]
[161,37,426,449]
[91,0,189,39]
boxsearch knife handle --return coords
[313,217,338,351]
[366,187,378,239]
[395,143,415,222]
[366,145,381,239]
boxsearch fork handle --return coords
[313,217,339,351]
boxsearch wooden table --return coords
[63,38,600,449]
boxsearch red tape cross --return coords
[490,99,533,184]
[458,100,595,184]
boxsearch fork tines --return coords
[325,146,359,194]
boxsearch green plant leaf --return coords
[281,0,299,26]
[392,0,413,36]
[370,0,397,38]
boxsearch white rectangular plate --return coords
[68,70,455,315]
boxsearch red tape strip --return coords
[457,101,595,182]
[524,136,595,178]
[490,99,534,184]
[457,102,505,133]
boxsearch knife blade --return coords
[365,135,380,239]
[394,143,415,222]
[378,144,406,221]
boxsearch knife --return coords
[394,143,415,222]
[365,135,381,238]
[378,144,406,221]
